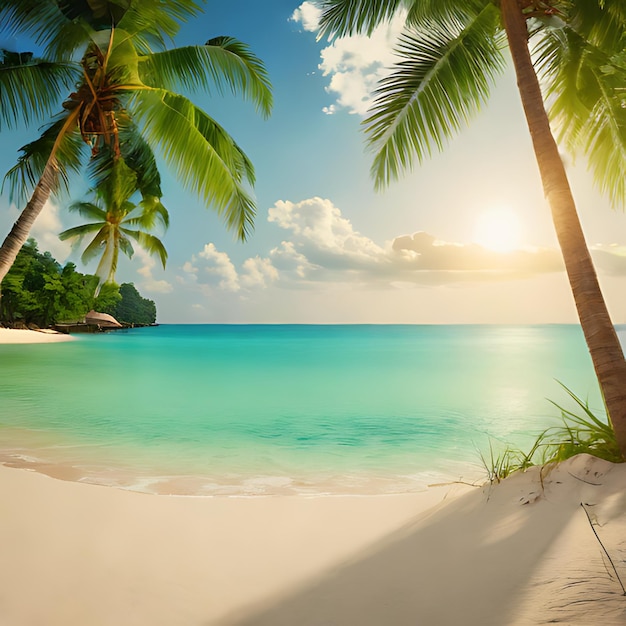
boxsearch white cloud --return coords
[177,198,611,300]
[268,197,386,269]
[198,243,240,292]
[31,200,73,263]
[290,1,321,33]
[270,241,316,278]
[182,261,198,274]
[240,256,279,288]
[182,244,278,294]
[292,3,405,115]
[264,197,567,286]
[135,247,173,294]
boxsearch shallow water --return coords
[0,324,613,495]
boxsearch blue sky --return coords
[2,1,626,323]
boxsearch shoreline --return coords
[0,434,482,496]
[0,327,76,344]
[0,454,625,624]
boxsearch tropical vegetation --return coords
[0,238,156,327]
[102,282,157,325]
[318,0,626,458]
[59,157,168,295]
[1,237,101,326]
[0,0,272,289]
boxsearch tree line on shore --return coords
[0,238,156,328]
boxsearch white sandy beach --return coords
[0,327,75,344]
[1,327,625,624]
[0,454,625,625]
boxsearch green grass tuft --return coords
[480,382,623,483]
[478,435,546,484]
[542,382,622,464]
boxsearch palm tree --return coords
[0,0,272,284]
[318,0,626,457]
[59,157,168,294]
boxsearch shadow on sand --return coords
[223,455,626,626]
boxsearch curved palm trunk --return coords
[501,0,626,457]
[108,229,120,285]
[0,108,80,293]
[93,237,112,298]
[0,157,59,285]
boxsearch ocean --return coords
[0,324,614,495]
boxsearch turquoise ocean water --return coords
[0,324,619,495]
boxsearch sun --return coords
[473,207,522,253]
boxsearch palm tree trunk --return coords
[0,157,59,285]
[0,108,79,293]
[501,0,626,457]
[93,231,115,298]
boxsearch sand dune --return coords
[0,454,624,625]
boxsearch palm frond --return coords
[42,19,96,61]
[576,72,626,206]
[121,229,168,267]
[87,128,163,201]
[0,1,71,52]
[0,0,141,60]
[117,234,134,260]
[606,3,626,27]
[57,0,131,29]
[192,101,256,185]
[93,159,139,210]
[317,0,404,38]
[365,5,505,188]
[534,22,626,205]
[119,200,139,217]
[130,88,257,239]
[81,226,109,264]
[67,201,107,221]
[5,1,199,65]
[0,51,79,131]
[533,27,585,150]
[2,114,86,203]
[148,198,169,229]
[139,38,272,117]
[564,0,626,52]
[221,187,256,242]
[117,124,163,198]
[405,0,492,28]
[58,222,105,241]
[130,198,169,230]
[116,0,202,53]
[0,0,200,57]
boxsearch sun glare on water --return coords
[473,207,523,253]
